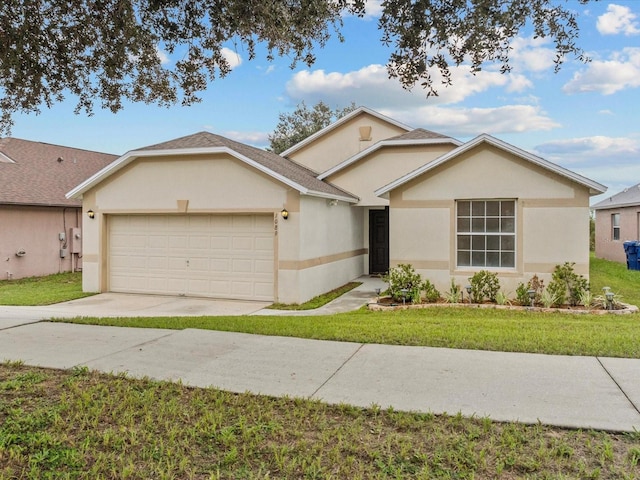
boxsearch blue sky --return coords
[10,1,640,204]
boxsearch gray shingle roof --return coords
[141,132,358,200]
[388,128,449,140]
[592,182,640,210]
[0,138,117,207]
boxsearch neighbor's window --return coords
[457,200,516,268]
[612,213,620,241]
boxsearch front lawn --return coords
[2,362,639,479]
[0,272,93,306]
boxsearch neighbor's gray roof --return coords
[0,138,117,207]
[592,182,640,210]
[68,132,358,202]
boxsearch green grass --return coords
[2,362,639,480]
[60,306,640,358]
[0,272,94,306]
[590,253,640,307]
[267,281,361,310]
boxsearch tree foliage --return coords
[268,101,357,154]
[0,0,591,133]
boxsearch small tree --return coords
[268,101,357,154]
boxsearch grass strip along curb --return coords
[2,362,640,479]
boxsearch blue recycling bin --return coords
[623,241,640,270]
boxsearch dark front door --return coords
[369,208,389,274]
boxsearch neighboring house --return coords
[592,183,640,263]
[0,138,117,280]
[68,107,606,303]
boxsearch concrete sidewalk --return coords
[1,322,639,432]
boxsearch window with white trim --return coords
[457,200,516,268]
[612,213,620,241]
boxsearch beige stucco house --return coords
[68,107,606,303]
[592,183,640,264]
[0,138,116,280]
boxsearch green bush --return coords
[516,274,545,306]
[468,270,500,303]
[547,262,589,307]
[422,279,441,303]
[443,280,462,303]
[382,264,423,303]
[515,282,530,306]
[382,264,440,303]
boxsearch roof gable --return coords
[318,129,461,180]
[67,132,358,202]
[592,182,640,210]
[280,106,413,158]
[0,137,117,207]
[375,134,607,197]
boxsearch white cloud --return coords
[597,4,640,36]
[363,0,383,17]
[286,63,530,108]
[344,0,383,19]
[534,135,640,197]
[284,62,558,136]
[380,105,559,136]
[221,47,243,69]
[534,135,640,160]
[156,47,171,65]
[223,130,269,147]
[563,47,640,95]
[508,36,557,73]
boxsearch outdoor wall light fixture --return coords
[280,208,289,220]
[87,210,95,219]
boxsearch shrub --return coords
[547,262,589,307]
[540,288,559,308]
[443,279,462,303]
[516,274,545,306]
[468,270,500,303]
[495,291,511,306]
[382,264,423,302]
[422,279,441,303]
[515,282,530,306]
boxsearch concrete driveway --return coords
[0,293,270,329]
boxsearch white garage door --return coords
[109,215,275,301]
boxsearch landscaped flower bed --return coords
[370,263,638,314]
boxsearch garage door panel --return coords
[210,258,231,273]
[232,237,254,251]
[211,237,231,250]
[168,236,188,248]
[232,259,253,273]
[109,215,274,300]
[255,259,274,274]
[167,257,188,271]
[255,236,274,251]
[148,235,168,248]
[189,235,210,250]
[147,256,168,269]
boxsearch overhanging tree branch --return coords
[0,0,589,133]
